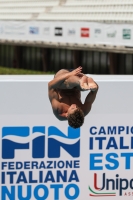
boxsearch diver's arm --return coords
[81,84,98,116]
[48,67,82,89]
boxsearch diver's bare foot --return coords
[87,77,98,91]
[79,76,90,91]
[79,76,98,91]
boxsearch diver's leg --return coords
[54,69,69,78]
[54,69,82,89]
[54,68,91,90]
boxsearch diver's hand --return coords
[69,66,83,77]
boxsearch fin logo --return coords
[2,126,80,159]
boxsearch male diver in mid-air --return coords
[48,66,98,128]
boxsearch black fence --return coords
[0,44,133,74]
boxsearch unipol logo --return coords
[89,173,133,197]
[89,173,116,197]
[81,28,89,37]
[2,126,80,159]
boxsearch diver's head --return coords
[66,104,84,128]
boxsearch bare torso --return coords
[54,69,83,116]
[58,88,81,103]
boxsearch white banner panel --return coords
[103,24,118,45]
[0,75,133,199]
[40,21,54,42]
[92,22,104,45]
[64,22,79,44]
[3,21,28,40]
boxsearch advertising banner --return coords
[0,20,133,48]
[0,75,133,200]
[87,114,133,199]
